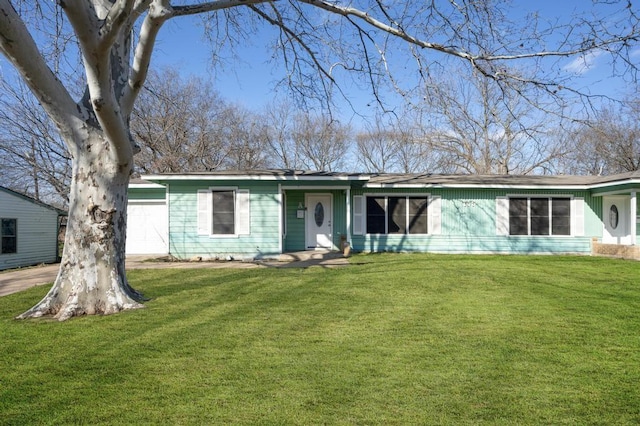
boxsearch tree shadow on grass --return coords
[127,268,271,299]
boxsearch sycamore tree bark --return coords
[20,131,141,320]
[0,0,167,320]
[0,0,637,320]
[0,0,265,320]
[0,0,146,320]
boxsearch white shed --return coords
[0,186,66,271]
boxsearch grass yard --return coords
[1,254,639,425]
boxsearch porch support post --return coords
[346,188,352,247]
[278,184,284,254]
[631,191,637,246]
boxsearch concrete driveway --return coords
[0,263,61,297]
[0,252,349,297]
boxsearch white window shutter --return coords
[236,190,251,235]
[352,195,364,235]
[197,190,211,235]
[571,197,585,236]
[429,195,442,235]
[496,196,509,235]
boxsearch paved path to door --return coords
[0,252,349,297]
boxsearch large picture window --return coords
[366,196,428,235]
[1,218,17,254]
[509,197,570,236]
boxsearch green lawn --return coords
[1,254,639,425]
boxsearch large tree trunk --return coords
[17,133,144,321]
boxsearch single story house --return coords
[0,185,66,271]
[127,170,640,260]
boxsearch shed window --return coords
[212,190,235,235]
[1,218,17,254]
[366,196,429,235]
[509,198,570,236]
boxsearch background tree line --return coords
[1,66,638,207]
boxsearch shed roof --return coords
[0,185,67,215]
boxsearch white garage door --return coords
[126,201,168,255]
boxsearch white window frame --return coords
[197,187,250,238]
[496,195,583,237]
[360,193,435,236]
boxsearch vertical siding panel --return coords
[585,194,602,237]
[331,189,347,249]
[284,191,306,251]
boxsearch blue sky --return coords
[153,20,273,108]
[0,1,637,122]
[148,1,639,124]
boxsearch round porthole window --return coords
[314,202,325,227]
[609,204,619,229]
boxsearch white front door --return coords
[305,194,333,249]
[603,196,632,245]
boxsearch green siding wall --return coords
[587,194,603,237]
[284,191,305,252]
[150,179,635,257]
[167,181,281,259]
[350,188,600,254]
[351,234,594,254]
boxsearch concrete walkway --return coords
[0,251,349,297]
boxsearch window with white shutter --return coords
[352,195,364,235]
[496,196,509,236]
[428,195,441,235]
[197,190,211,235]
[571,197,584,236]
[197,188,250,237]
[236,190,251,235]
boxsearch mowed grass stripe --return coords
[1,254,639,424]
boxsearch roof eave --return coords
[141,173,370,182]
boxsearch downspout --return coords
[631,191,637,246]
[278,184,283,254]
[166,183,171,257]
[346,188,352,247]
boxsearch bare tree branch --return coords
[0,0,79,142]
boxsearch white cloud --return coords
[563,50,605,75]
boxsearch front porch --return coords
[594,186,639,259]
[274,249,350,267]
[281,187,352,253]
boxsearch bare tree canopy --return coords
[0,79,71,206]
[414,67,568,175]
[131,67,269,173]
[0,0,638,320]
[559,99,640,175]
[356,115,440,173]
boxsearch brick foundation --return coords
[591,238,640,260]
